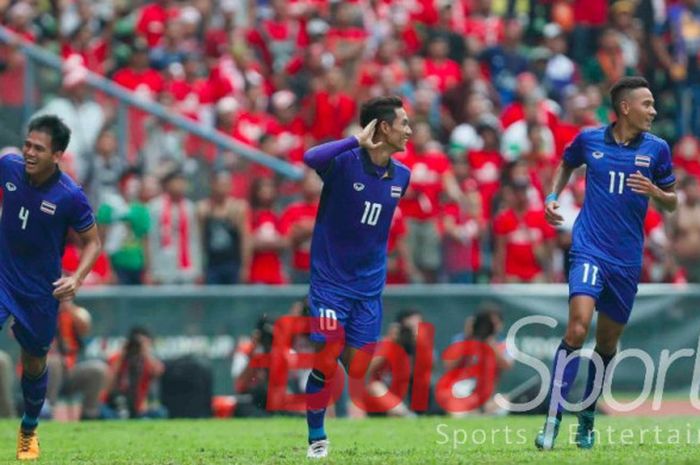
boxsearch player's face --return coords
[624,87,657,132]
[22,130,61,178]
[382,108,412,152]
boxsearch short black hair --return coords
[27,115,71,153]
[359,96,404,128]
[610,76,651,116]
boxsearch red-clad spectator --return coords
[398,122,464,282]
[61,23,109,75]
[641,206,675,283]
[5,2,36,43]
[270,90,307,164]
[357,38,407,99]
[500,72,559,131]
[248,178,287,285]
[442,182,483,283]
[408,0,440,26]
[466,120,505,221]
[424,35,461,93]
[673,136,700,180]
[386,207,415,285]
[304,67,356,142]
[463,0,505,55]
[106,327,165,418]
[135,0,180,48]
[493,178,556,283]
[280,170,321,284]
[113,40,166,155]
[232,84,280,147]
[553,93,599,158]
[247,0,308,73]
[165,54,214,122]
[326,3,367,64]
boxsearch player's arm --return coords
[53,225,102,300]
[544,161,577,226]
[303,119,383,173]
[626,172,678,212]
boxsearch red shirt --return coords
[463,16,505,49]
[108,352,159,415]
[280,201,318,271]
[232,111,280,147]
[398,149,451,220]
[272,117,307,164]
[136,3,179,47]
[493,209,555,281]
[442,203,481,273]
[249,210,286,284]
[305,91,356,142]
[61,40,109,75]
[424,58,461,92]
[466,149,504,220]
[573,0,608,26]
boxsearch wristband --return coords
[545,193,558,204]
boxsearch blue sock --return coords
[548,340,581,421]
[21,367,48,432]
[583,348,615,413]
[306,369,330,443]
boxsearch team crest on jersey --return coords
[390,186,402,198]
[635,155,651,167]
[353,182,365,192]
[40,200,56,215]
[4,182,16,191]
[592,151,604,159]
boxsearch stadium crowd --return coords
[1,0,700,285]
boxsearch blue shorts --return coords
[568,253,641,325]
[0,285,58,357]
[308,286,383,350]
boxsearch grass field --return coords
[0,416,699,464]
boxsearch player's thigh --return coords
[343,297,383,352]
[596,264,641,328]
[307,288,351,350]
[11,300,59,360]
[567,254,604,343]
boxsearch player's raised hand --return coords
[52,275,82,301]
[626,171,657,197]
[544,199,564,226]
[355,119,384,150]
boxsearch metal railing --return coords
[0,26,303,181]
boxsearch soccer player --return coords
[302,96,412,459]
[535,76,677,450]
[0,115,101,460]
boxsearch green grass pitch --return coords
[0,416,699,464]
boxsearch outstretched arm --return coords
[303,119,383,172]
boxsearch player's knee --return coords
[22,356,47,378]
[565,323,589,347]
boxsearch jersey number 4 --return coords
[361,201,382,226]
[18,207,29,230]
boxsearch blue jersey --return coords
[0,154,95,302]
[310,145,411,299]
[564,125,676,267]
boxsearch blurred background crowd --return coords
[1,0,700,287]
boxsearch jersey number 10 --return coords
[361,201,382,226]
